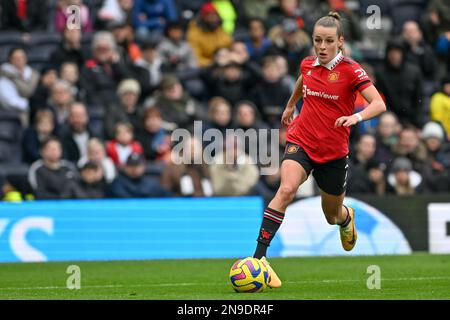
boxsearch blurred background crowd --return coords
[0,0,449,204]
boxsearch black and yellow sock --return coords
[253,207,285,259]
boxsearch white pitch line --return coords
[1,276,449,291]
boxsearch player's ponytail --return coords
[315,11,345,53]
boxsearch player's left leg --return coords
[312,155,357,251]
[320,190,357,251]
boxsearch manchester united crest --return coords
[328,71,340,82]
[286,144,299,154]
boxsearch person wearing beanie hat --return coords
[430,76,450,139]
[421,121,450,193]
[422,121,445,142]
[117,78,141,96]
[387,156,424,195]
[187,2,232,66]
[105,79,142,139]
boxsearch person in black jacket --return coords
[58,102,95,163]
[49,27,85,70]
[376,39,424,128]
[22,109,56,164]
[249,55,291,127]
[27,136,78,200]
[104,79,142,139]
[72,161,106,199]
[108,153,170,198]
[80,31,133,109]
[1,0,47,32]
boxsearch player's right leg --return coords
[254,158,308,288]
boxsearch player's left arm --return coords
[335,85,386,127]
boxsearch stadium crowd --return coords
[0,0,449,203]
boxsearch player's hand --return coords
[335,115,359,127]
[281,105,295,126]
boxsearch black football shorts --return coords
[282,142,349,196]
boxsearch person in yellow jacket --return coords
[187,2,233,67]
[430,76,450,139]
[1,174,34,202]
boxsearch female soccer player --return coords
[254,12,386,288]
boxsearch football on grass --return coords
[229,257,268,293]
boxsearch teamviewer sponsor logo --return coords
[303,85,340,100]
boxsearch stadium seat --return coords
[0,110,23,164]
[26,49,54,71]
[29,32,62,46]
[0,31,24,47]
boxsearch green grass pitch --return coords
[1,253,449,299]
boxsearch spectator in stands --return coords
[72,161,106,199]
[374,111,402,166]
[46,80,75,129]
[202,49,255,106]
[209,134,259,196]
[58,102,94,163]
[28,137,78,200]
[401,20,439,84]
[158,21,198,72]
[434,28,450,75]
[0,47,40,125]
[1,0,48,32]
[245,18,272,62]
[161,135,212,197]
[266,0,313,32]
[137,107,171,163]
[267,17,311,76]
[55,0,93,33]
[203,97,232,136]
[1,174,34,202]
[106,122,144,167]
[60,62,81,99]
[387,157,424,195]
[132,0,178,41]
[80,31,133,109]
[109,21,142,64]
[108,152,170,198]
[78,138,117,183]
[423,0,450,45]
[241,0,277,21]
[249,55,291,127]
[233,100,271,157]
[347,134,386,194]
[49,27,85,70]
[29,65,58,123]
[22,110,56,164]
[97,0,134,28]
[105,79,142,139]
[134,41,163,92]
[429,76,450,139]
[187,2,233,67]
[376,39,424,128]
[392,125,428,173]
[146,74,204,130]
[421,121,450,193]
[230,41,261,76]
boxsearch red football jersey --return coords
[286,52,372,163]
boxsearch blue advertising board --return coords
[0,196,412,263]
[0,197,264,262]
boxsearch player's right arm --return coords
[281,74,303,126]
